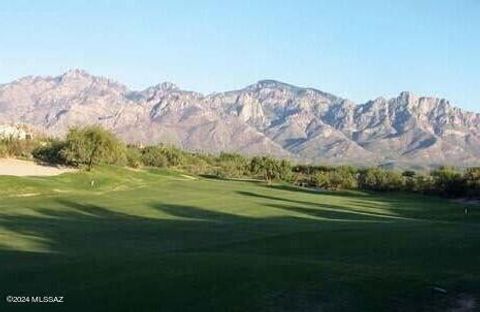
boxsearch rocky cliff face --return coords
[0,70,478,167]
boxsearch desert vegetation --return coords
[26,126,480,199]
[1,125,479,199]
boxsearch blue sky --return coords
[0,0,479,111]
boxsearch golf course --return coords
[0,166,478,311]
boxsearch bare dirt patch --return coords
[0,158,76,177]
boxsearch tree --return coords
[358,168,384,191]
[159,146,185,167]
[125,146,142,168]
[32,139,67,164]
[414,175,435,193]
[335,166,357,189]
[250,156,288,184]
[61,126,126,170]
[430,166,466,197]
[140,145,185,168]
[216,153,249,178]
[464,167,480,197]
[315,171,336,190]
[315,167,357,190]
[402,170,417,191]
[358,168,403,191]
[278,159,292,182]
[141,146,169,168]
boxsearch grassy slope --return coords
[0,167,478,311]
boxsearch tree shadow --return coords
[265,203,398,221]
[0,193,478,311]
[264,184,370,198]
[236,191,402,220]
[0,200,279,310]
[239,187,479,222]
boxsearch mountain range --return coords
[1,69,479,169]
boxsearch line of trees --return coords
[292,164,480,198]
[2,126,479,198]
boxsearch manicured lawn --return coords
[0,167,478,311]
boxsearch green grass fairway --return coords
[0,167,479,311]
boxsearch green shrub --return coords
[140,145,186,168]
[0,137,42,159]
[464,167,480,197]
[314,167,356,190]
[141,146,169,167]
[216,153,249,178]
[250,156,291,184]
[0,143,7,158]
[61,126,126,170]
[32,140,67,164]
[125,146,142,168]
[160,146,185,166]
[358,168,404,191]
[430,166,466,197]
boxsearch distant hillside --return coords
[0,69,479,168]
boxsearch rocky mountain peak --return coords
[55,69,128,95]
[152,82,179,91]
[399,91,412,100]
[61,69,92,79]
[253,79,287,88]
[58,69,110,85]
[0,71,478,168]
[246,80,306,94]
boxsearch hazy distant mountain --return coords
[1,69,479,168]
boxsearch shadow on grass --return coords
[0,192,478,311]
[238,187,479,222]
[264,184,369,198]
[0,200,278,311]
[265,204,399,221]
[236,191,405,220]
[198,174,264,184]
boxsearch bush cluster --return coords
[293,165,479,198]
[2,126,478,198]
[0,137,42,159]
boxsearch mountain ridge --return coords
[0,70,478,168]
